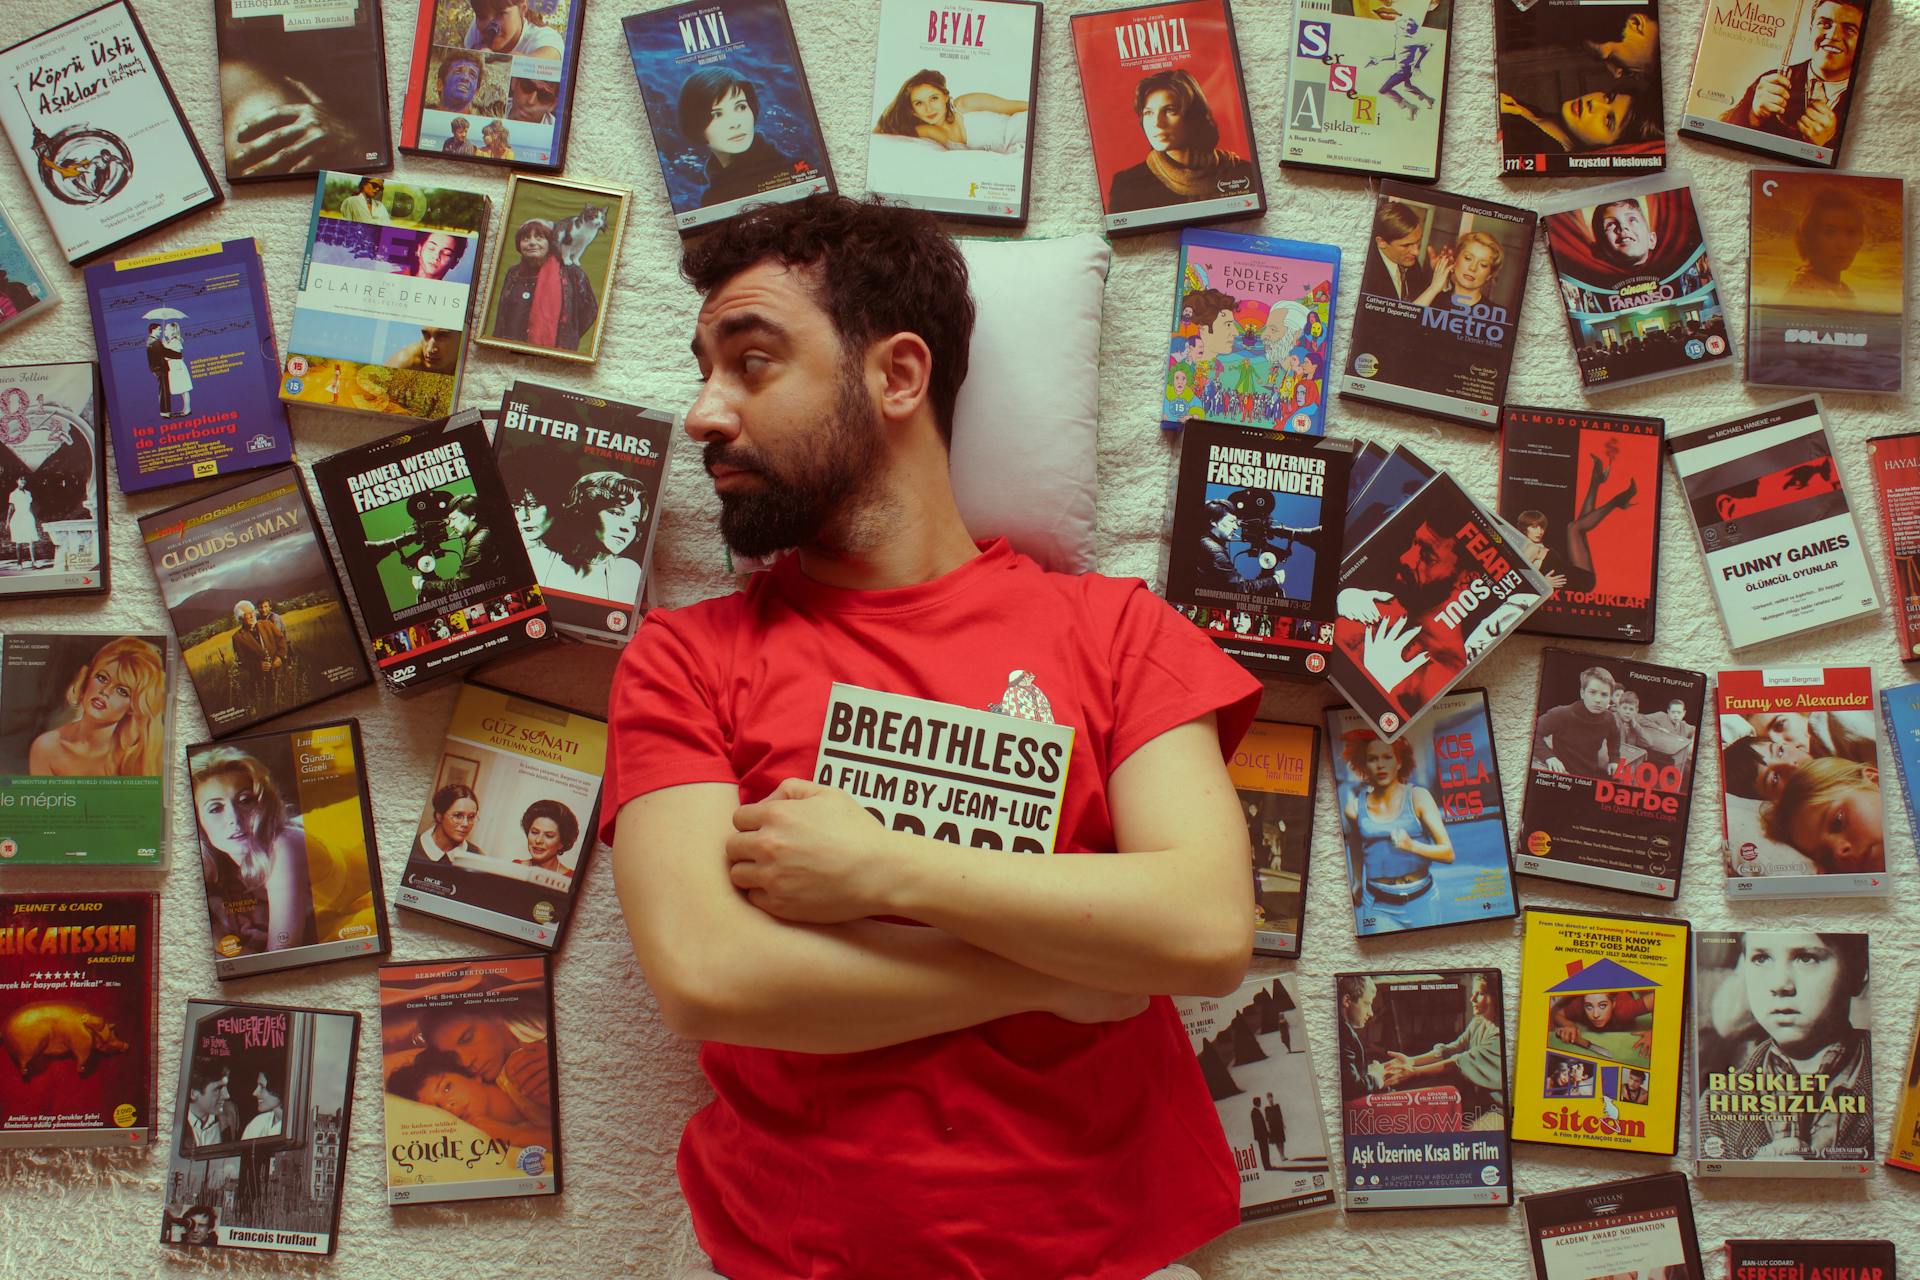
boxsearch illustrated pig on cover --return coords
[2,1003,129,1078]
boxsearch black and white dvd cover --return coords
[160,999,360,1256]
[1279,0,1452,183]
[1516,648,1706,900]
[1495,0,1666,177]
[1328,472,1550,741]
[493,381,672,647]
[1162,424,1351,681]
[1499,405,1663,644]
[1334,969,1511,1210]
[1177,974,1337,1225]
[1724,1238,1896,1277]
[185,720,390,980]
[1228,720,1317,958]
[1522,1172,1703,1280]
[138,467,371,737]
[0,360,106,602]
[310,411,554,696]
[1693,929,1874,1179]
[213,0,392,183]
[1340,182,1534,428]
[1345,443,1436,549]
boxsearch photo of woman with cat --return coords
[480,174,628,364]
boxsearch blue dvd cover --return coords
[1881,683,1920,864]
[84,239,292,494]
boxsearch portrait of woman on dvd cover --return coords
[1107,69,1254,215]
[189,746,319,957]
[1336,732,1453,932]
[874,69,1027,153]
[524,471,647,604]
[680,67,801,209]
[1719,704,1882,879]
[384,974,554,1153]
[1499,6,1663,160]
[24,635,165,778]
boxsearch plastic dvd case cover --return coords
[1679,0,1872,168]
[1230,720,1317,958]
[1521,1171,1703,1280]
[1867,431,1920,662]
[396,0,585,171]
[1724,1239,1896,1278]
[0,360,105,601]
[1279,0,1451,182]
[213,0,392,182]
[1495,0,1666,177]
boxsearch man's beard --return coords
[707,362,884,558]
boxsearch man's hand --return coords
[727,778,894,924]
[1797,97,1838,145]
[1749,70,1792,121]
[1361,613,1429,690]
[231,101,340,177]
[1337,588,1394,624]
[1542,756,1567,774]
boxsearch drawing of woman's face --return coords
[195,770,259,857]
[525,816,563,862]
[80,663,134,727]
[705,85,756,156]
[910,83,949,124]
[596,497,642,556]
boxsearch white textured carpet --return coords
[2,0,1917,1275]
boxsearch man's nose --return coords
[683,384,739,445]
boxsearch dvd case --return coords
[1693,929,1873,1178]
[1340,182,1534,427]
[1328,471,1550,740]
[280,171,490,422]
[1882,684,1920,860]
[1335,968,1511,1210]
[1499,405,1663,643]
[379,953,560,1205]
[1868,432,1920,662]
[1715,665,1885,898]
[0,1,223,265]
[492,381,672,646]
[1668,398,1879,652]
[1511,906,1689,1157]
[160,999,360,1255]
[1230,721,1317,958]
[139,467,371,737]
[1522,1172,1703,1280]
[1176,974,1336,1224]
[865,0,1039,225]
[395,683,605,950]
[1724,1239,1896,1277]
[1347,441,1387,508]
[1748,169,1904,392]
[1279,0,1451,182]
[1344,443,1436,548]
[622,0,836,235]
[1517,649,1706,900]
[1325,690,1518,938]
[0,204,58,332]
[309,412,555,695]
[1539,172,1735,391]
[186,720,390,979]
[1070,0,1264,235]
[1162,228,1337,435]
[0,361,105,601]
[1163,425,1351,680]
[1889,991,1920,1175]
[1679,0,1871,167]
[214,0,391,182]
[0,632,168,866]
[397,0,584,170]
[0,892,157,1149]
[1495,0,1666,176]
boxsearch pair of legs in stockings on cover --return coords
[1553,448,1636,594]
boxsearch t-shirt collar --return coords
[770,537,1012,615]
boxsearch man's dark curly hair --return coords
[681,194,974,446]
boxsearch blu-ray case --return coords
[0,361,106,601]
[1279,0,1451,183]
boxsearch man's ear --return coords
[871,331,934,427]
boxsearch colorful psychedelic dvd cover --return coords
[1162,425,1350,680]
[1747,169,1904,393]
[160,999,360,1255]
[310,412,554,696]
[1324,689,1518,938]
[397,0,584,170]
[213,0,391,182]
[1724,1239,1896,1277]
[185,720,390,980]
[1230,720,1318,958]
[1162,228,1337,435]
[623,0,836,236]
[1667,398,1879,652]
[1715,664,1885,898]
[1517,649,1706,900]
[0,361,106,601]
[1539,172,1735,392]
[1070,0,1264,235]
[1679,0,1871,168]
[1334,968,1511,1210]
[1344,442,1436,549]
[280,170,490,423]
[1693,929,1873,1178]
[0,204,60,333]
[1512,907,1688,1157]
[1499,405,1663,644]
[865,0,1040,225]
[1327,472,1550,741]
[0,632,168,867]
[1176,974,1336,1224]
[139,467,371,737]
[1522,1172,1704,1280]
[1889,992,1920,1175]
[395,682,606,950]
[1868,432,1920,662]
[493,380,672,646]
[1340,182,1533,428]
[85,239,293,495]
[0,892,157,1149]
[1279,0,1451,182]
[379,953,560,1205]
[1495,0,1666,177]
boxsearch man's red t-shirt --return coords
[603,539,1261,1279]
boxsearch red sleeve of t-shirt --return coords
[1105,581,1262,769]
[598,607,739,846]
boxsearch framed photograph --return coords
[478,174,626,363]
[396,0,586,172]
[435,751,481,794]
